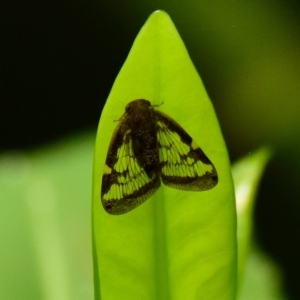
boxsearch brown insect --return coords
[101,99,218,214]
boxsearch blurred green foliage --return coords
[2,1,299,298]
[232,148,286,300]
[239,249,286,300]
[0,133,94,300]
[0,134,286,299]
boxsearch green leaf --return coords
[92,11,236,300]
[232,147,272,293]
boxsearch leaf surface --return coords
[92,11,236,300]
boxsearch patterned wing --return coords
[154,110,218,191]
[101,120,160,215]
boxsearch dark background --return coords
[1,1,300,299]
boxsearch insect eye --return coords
[125,102,133,113]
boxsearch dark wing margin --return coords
[101,119,160,215]
[154,110,218,191]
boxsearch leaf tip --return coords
[148,10,171,23]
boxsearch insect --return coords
[101,99,218,215]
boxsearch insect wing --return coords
[154,110,218,191]
[101,120,160,215]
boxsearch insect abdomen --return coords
[130,109,160,178]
